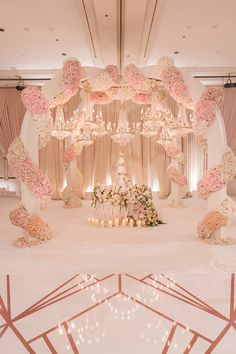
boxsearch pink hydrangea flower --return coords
[21,86,49,115]
[132,93,151,105]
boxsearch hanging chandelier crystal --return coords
[111,105,135,146]
[139,104,166,138]
[156,125,174,145]
[168,104,193,136]
[75,123,95,146]
[93,112,108,137]
[51,106,76,140]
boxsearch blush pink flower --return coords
[124,64,145,89]
[132,93,151,105]
[90,91,113,105]
[21,86,49,115]
[105,65,119,81]
[198,168,225,199]
[63,58,81,97]
[165,146,179,158]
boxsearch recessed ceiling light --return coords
[0,28,5,32]
[23,27,30,31]
[62,53,67,56]
[173,51,179,55]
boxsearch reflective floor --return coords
[0,273,236,353]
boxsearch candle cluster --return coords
[87,217,144,227]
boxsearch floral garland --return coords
[157,57,194,110]
[21,86,49,115]
[85,65,119,91]
[198,149,236,199]
[132,93,152,105]
[166,165,188,188]
[9,205,52,247]
[7,137,52,199]
[62,58,82,97]
[92,182,163,227]
[165,144,186,165]
[50,58,82,107]
[197,197,236,243]
[193,86,224,149]
[124,64,146,90]
[32,112,54,149]
[62,142,83,168]
[90,91,113,105]
[165,141,188,208]
[62,169,83,208]
[106,86,135,101]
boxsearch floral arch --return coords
[7,57,236,246]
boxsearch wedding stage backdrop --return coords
[0,89,208,198]
[1,87,236,199]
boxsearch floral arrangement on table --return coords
[192,86,224,150]
[92,182,163,227]
[156,56,194,110]
[197,197,236,244]
[9,205,52,247]
[62,168,83,208]
[197,149,236,199]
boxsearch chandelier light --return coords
[156,125,174,145]
[111,105,135,146]
[168,104,193,136]
[51,106,75,140]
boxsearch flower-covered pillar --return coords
[20,113,40,215]
[169,136,182,206]
[207,107,228,240]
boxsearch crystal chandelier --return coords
[51,105,76,140]
[93,113,108,138]
[111,105,135,146]
[168,104,193,136]
[75,123,95,146]
[156,125,174,145]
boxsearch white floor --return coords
[0,196,236,274]
[1,197,236,352]
[0,273,236,353]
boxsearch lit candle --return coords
[87,217,91,224]
[100,220,105,227]
[108,220,113,227]
[91,218,95,225]
[94,218,99,226]
[137,220,142,227]
[121,218,126,227]
[129,219,134,227]
[114,218,119,227]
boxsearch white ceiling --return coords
[0,0,236,86]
